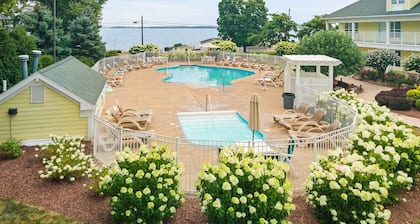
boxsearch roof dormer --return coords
[387,0,420,11]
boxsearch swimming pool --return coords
[177,111,264,143]
[157,65,255,86]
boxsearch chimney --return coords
[2,80,6,92]
[31,50,42,73]
[18,55,29,79]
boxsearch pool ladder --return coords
[205,94,213,112]
[205,94,216,127]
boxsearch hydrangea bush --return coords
[196,147,295,224]
[307,89,420,223]
[99,144,184,224]
[35,135,96,181]
[305,150,392,224]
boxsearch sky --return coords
[101,0,359,27]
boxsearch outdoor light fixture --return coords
[7,108,17,138]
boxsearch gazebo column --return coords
[316,65,321,77]
[329,65,334,91]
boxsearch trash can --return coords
[282,92,295,109]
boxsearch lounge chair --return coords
[112,102,153,118]
[278,108,327,130]
[117,116,151,131]
[288,119,342,138]
[255,70,284,88]
[272,102,313,122]
[107,107,152,131]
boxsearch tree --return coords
[37,0,107,28]
[0,29,20,89]
[9,25,36,56]
[18,5,71,60]
[250,13,297,47]
[363,49,400,74]
[0,0,31,16]
[217,0,268,52]
[296,15,326,41]
[68,15,106,64]
[296,30,363,77]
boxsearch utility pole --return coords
[141,16,144,45]
[134,16,144,45]
[53,0,56,62]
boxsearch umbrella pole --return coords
[252,130,255,146]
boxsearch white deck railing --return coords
[92,55,357,192]
[347,31,420,46]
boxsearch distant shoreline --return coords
[103,26,217,29]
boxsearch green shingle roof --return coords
[324,0,420,19]
[38,56,106,105]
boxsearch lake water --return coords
[100,27,219,51]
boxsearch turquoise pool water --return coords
[157,65,255,86]
[177,111,264,143]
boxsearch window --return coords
[391,0,404,4]
[395,50,401,66]
[344,23,358,37]
[390,21,401,38]
[31,84,44,103]
[344,23,352,35]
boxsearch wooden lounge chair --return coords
[272,102,313,122]
[278,108,327,130]
[288,119,342,138]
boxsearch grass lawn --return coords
[0,198,84,224]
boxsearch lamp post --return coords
[133,16,144,45]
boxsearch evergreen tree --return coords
[18,5,71,60]
[68,15,106,65]
[0,29,20,89]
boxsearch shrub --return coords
[388,97,412,110]
[99,144,184,224]
[403,53,420,73]
[196,147,295,223]
[360,66,379,80]
[212,40,237,52]
[129,44,160,54]
[35,135,96,181]
[274,41,298,56]
[363,49,400,77]
[416,99,420,110]
[384,68,405,86]
[305,150,392,224]
[0,138,23,159]
[39,55,54,69]
[406,86,420,102]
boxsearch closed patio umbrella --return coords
[249,93,262,145]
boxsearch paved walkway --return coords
[338,75,420,127]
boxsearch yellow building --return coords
[0,56,106,145]
[323,0,420,62]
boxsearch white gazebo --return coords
[282,55,342,106]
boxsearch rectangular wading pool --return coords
[177,111,264,144]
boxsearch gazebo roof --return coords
[282,55,342,66]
